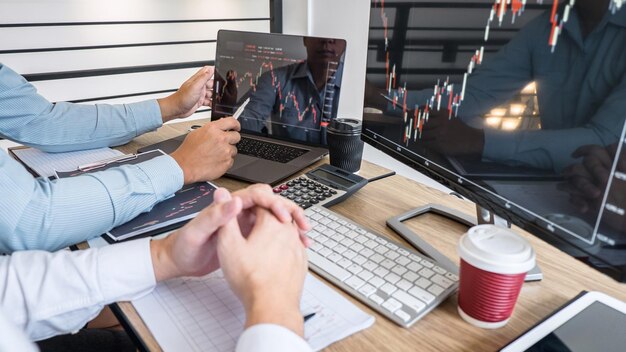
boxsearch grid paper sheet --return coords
[133,271,375,351]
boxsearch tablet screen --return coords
[527,302,626,352]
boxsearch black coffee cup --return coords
[326,118,364,173]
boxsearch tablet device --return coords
[500,291,626,352]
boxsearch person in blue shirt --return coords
[0,64,241,252]
[365,0,626,172]
[218,37,346,145]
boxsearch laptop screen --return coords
[212,30,347,147]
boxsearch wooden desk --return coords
[112,120,626,351]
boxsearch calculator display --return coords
[310,169,354,188]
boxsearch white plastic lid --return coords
[458,224,535,275]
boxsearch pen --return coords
[303,312,316,323]
[233,97,251,120]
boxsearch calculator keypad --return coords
[274,176,338,209]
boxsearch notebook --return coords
[139,30,348,185]
[50,149,217,242]
[133,271,375,351]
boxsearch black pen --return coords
[303,312,316,323]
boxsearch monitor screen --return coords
[362,0,626,280]
[212,30,347,146]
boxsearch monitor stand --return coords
[386,203,543,282]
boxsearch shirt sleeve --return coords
[236,324,312,352]
[0,64,163,152]
[0,152,183,252]
[0,238,156,341]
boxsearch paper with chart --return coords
[133,271,375,351]
[11,147,122,178]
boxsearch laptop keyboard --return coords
[236,137,308,164]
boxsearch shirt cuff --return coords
[136,155,184,202]
[127,100,163,136]
[482,129,518,162]
[96,238,156,302]
[236,324,311,352]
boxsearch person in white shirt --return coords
[0,184,313,352]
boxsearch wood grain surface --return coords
[102,119,626,351]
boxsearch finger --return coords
[214,117,241,131]
[570,175,602,199]
[225,130,241,145]
[187,192,242,237]
[572,144,602,158]
[235,185,310,232]
[216,215,246,258]
[583,154,611,185]
[188,66,212,86]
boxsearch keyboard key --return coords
[334,244,347,254]
[357,270,374,281]
[369,276,385,288]
[391,265,407,276]
[346,231,359,239]
[369,294,384,305]
[352,243,365,252]
[394,309,412,323]
[337,258,351,269]
[331,233,345,242]
[431,274,454,289]
[433,266,447,275]
[396,279,412,292]
[353,255,367,265]
[310,213,323,221]
[307,230,321,239]
[409,253,423,262]
[336,226,349,234]
[385,242,398,250]
[397,248,410,256]
[384,272,401,284]
[327,222,340,230]
[375,237,388,245]
[445,272,459,281]
[355,235,368,244]
[408,286,436,304]
[347,264,363,275]
[318,247,333,257]
[428,284,445,296]
[345,276,365,290]
[420,259,434,268]
[374,245,389,255]
[343,250,357,260]
[407,261,423,272]
[365,232,377,240]
[316,235,329,244]
[418,268,434,278]
[359,284,377,298]
[392,290,427,314]
[325,239,338,249]
[415,277,431,289]
[395,256,411,266]
[309,242,323,252]
[373,267,389,278]
[381,259,396,269]
[380,283,397,295]
[308,250,351,281]
[384,251,400,260]
[382,298,403,313]
[370,253,385,263]
[364,240,379,249]
[402,271,419,282]
[319,218,331,225]
[340,238,355,247]
[327,253,342,263]
[328,214,338,221]
[363,261,378,272]
[359,248,375,258]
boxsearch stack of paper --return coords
[11,147,123,178]
[133,271,375,351]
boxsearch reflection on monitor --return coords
[212,30,347,146]
[362,0,626,281]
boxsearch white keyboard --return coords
[305,206,459,327]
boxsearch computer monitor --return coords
[362,0,626,281]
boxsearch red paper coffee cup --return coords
[457,225,535,329]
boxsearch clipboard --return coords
[54,149,164,179]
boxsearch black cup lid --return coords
[328,118,362,135]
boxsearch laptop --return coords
[140,30,347,185]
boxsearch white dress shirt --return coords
[0,238,312,351]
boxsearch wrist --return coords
[157,95,182,123]
[169,151,194,185]
[245,297,303,337]
[150,236,181,282]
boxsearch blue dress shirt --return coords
[0,64,183,252]
[406,6,626,171]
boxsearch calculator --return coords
[273,164,368,209]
